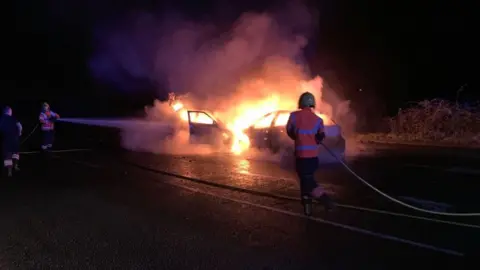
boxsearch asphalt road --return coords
[0,145,478,269]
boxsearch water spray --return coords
[58,118,173,130]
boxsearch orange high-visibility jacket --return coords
[286,108,324,158]
[39,111,60,131]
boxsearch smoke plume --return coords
[89,2,363,158]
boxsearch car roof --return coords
[260,110,336,126]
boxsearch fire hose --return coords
[0,119,38,146]
[320,142,480,217]
[20,124,39,145]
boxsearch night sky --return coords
[8,0,477,117]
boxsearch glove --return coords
[315,132,325,144]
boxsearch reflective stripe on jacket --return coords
[39,111,59,131]
[286,108,324,158]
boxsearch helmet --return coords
[3,106,12,116]
[42,102,50,111]
[298,92,316,109]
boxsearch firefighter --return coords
[0,106,22,177]
[286,92,334,214]
[39,102,60,151]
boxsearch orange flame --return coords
[167,76,332,155]
[172,103,183,111]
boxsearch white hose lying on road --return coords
[20,124,39,145]
[321,143,480,217]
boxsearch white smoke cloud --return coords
[89,2,365,159]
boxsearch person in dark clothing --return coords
[0,106,22,177]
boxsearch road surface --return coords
[0,145,477,269]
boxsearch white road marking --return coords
[335,204,480,229]
[398,196,453,212]
[404,164,434,169]
[158,182,464,257]
[59,156,480,230]
[66,159,101,168]
[404,164,480,175]
[20,148,92,154]
[446,167,480,175]
[236,171,295,181]
[51,148,92,153]
[235,171,339,191]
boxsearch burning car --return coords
[183,108,346,162]
[243,110,346,162]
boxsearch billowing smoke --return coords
[89,2,362,158]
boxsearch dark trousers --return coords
[295,157,319,196]
[2,138,20,167]
[41,130,55,150]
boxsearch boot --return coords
[13,159,20,171]
[302,195,313,216]
[7,167,12,177]
[310,187,335,211]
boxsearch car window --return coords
[188,111,215,125]
[273,112,290,127]
[253,113,275,128]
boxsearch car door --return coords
[270,111,292,152]
[246,112,277,149]
[187,110,221,145]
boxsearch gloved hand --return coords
[315,132,325,144]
